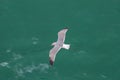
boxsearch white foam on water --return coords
[15,63,49,77]
[32,37,39,41]
[0,62,8,66]
[100,74,107,78]
[24,63,49,73]
[24,64,36,73]
[0,62,10,68]
[32,41,38,45]
[12,53,23,60]
[6,49,11,53]
[32,37,39,45]
[38,63,49,72]
[83,73,87,76]
[15,68,24,77]
[78,50,87,54]
[14,64,25,77]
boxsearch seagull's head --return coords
[51,42,56,46]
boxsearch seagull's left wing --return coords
[57,28,68,43]
[49,45,61,65]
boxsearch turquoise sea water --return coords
[0,0,120,80]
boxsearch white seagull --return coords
[49,28,70,65]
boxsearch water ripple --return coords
[15,63,49,77]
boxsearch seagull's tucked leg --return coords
[62,44,70,50]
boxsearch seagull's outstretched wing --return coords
[57,28,68,43]
[49,45,61,65]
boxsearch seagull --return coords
[49,28,70,65]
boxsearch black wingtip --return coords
[49,59,54,66]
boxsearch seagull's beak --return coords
[64,27,68,29]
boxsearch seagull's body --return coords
[49,28,70,65]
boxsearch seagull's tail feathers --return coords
[62,44,70,50]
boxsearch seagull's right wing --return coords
[49,45,61,65]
